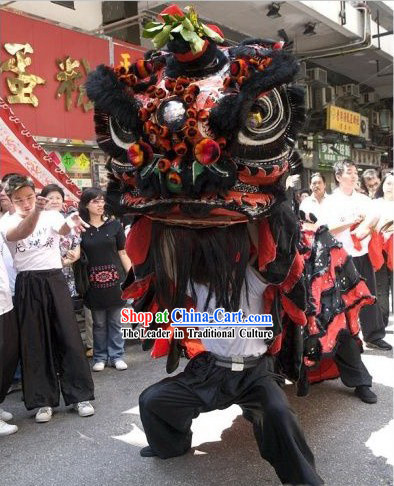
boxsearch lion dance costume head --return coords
[86,4,305,226]
[86,5,313,373]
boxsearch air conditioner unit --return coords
[371,110,380,126]
[379,109,392,131]
[359,116,370,141]
[361,91,379,104]
[336,84,360,98]
[311,87,327,110]
[298,83,311,110]
[344,84,360,98]
[306,68,328,86]
[325,86,336,104]
[296,62,307,80]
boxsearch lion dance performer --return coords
[86,6,374,484]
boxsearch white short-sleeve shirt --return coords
[317,188,373,257]
[1,210,65,272]
[299,193,328,221]
[189,265,268,357]
[0,212,17,295]
[0,246,13,316]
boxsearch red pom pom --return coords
[165,78,176,91]
[174,142,187,155]
[194,138,221,165]
[157,158,171,173]
[138,108,150,121]
[230,59,248,78]
[127,141,153,168]
[135,60,152,79]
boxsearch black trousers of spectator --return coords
[15,269,94,410]
[375,257,393,328]
[334,331,372,387]
[139,352,323,486]
[0,309,19,403]
[352,254,385,343]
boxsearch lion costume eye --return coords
[109,116,136,149]
[242,89,289,140]
[232,87,293,163]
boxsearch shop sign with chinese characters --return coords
[318,142,351,164]
[326,105,361,136]
[0,10,144,140]
[0,42,46,107]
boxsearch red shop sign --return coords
[0,10,110,140]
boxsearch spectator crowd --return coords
[0,161,392,436]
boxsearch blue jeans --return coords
[91,306,124,364]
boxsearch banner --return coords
[0,96,81,202]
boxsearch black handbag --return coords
[72,248,90,297]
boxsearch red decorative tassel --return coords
[165,78,176,91]
[186,108,197,119]
[157,158,171,173]
[155,87,166,99]
[174,142,188,155]
[174,84,185,95]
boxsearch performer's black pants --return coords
[15,269,94,410]
[375,258,393,328]
[352,254,385,343]
[0,309,19,403]
[334,331,372,387]
[139,352,323,486]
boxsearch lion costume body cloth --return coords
[85,8,373,393]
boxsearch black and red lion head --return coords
[86,5,305,225]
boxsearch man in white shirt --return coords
[300,172,328,222]
[318,159,391,351]
[0,232,19,436]
[2,175,95,423]
[361,168,380,198]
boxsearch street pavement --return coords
[1,321,393,486]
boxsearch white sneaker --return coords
[35,407,53,423]
[92,361,105,372]
[0,408,13,422]
[113,359,128,371]
[0,419,18,436]
[74,401,95,417]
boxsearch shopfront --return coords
[0,9,145,188]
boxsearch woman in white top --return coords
[1,175,95,423]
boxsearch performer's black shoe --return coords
[140,446,157,457]
[354,386,377,404]
[366,339,392,351]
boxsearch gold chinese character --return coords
[0,43,46,107]
[119,53,131,71]
[76,59,93,112]
[56,57,93,112]
[56,56,82,111]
